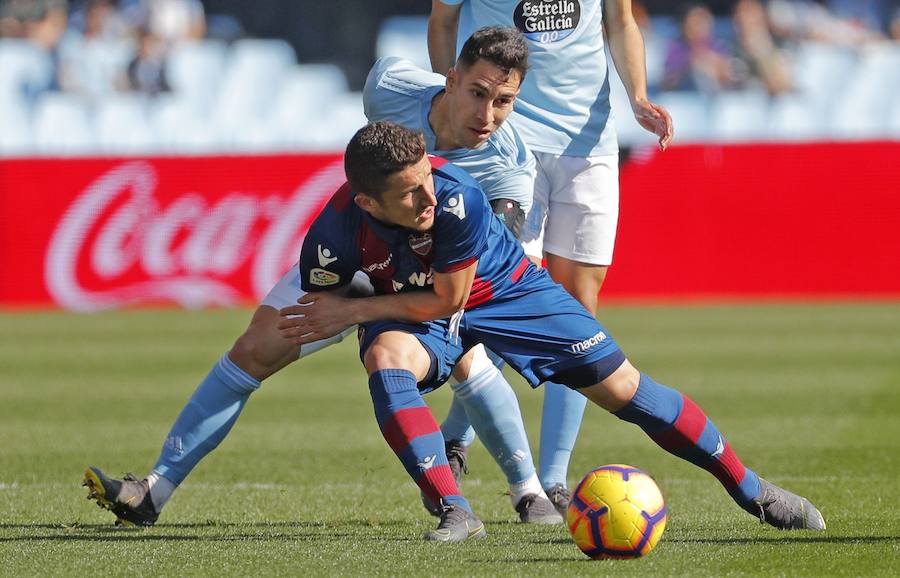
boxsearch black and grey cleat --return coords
[749,478,826,531]
[421,440,470,517]
[82,466,159,527]
[423,504,487,542]
[515,494,564,524]
[545,484,571,519]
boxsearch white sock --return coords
[146,472,177,512]
[509,472,548,508]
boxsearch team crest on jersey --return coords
[408,232,433,255]
[442,194,466,220]
[309,268,340,287]
[513,0,581,43]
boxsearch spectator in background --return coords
[826,0,893,37]
[121,0,205,94]
[57,0,133,99]
[140,0,204,44]
[0,0,67,49]
[125,23,168,94]
[731,0,792,95]
[891,7,900,41]
[631,0,665,91]
[767,0,883,46]
[661,3,736,93]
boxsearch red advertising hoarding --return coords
[604,142,900,298]
[1,142,899,310]
[0,154,343,309]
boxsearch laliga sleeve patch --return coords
[309,268,341,287]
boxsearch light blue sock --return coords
[450,364,536,485]
[152,354,260,485]
[539,381,588,490]
[440,395,477,447]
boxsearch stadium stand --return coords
[0,2,898,156]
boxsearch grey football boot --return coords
[423,504,487,542]
[515,494,564,524]
[83,466,159,527]
[748,478,826,530]
[545,484,572,519]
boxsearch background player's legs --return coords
[439,395,477,447]
[532,153,619,500]
[544,254,608,316]
[538,381,586,496]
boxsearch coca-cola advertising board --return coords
[0,154,344,310]
[2,143,899,310]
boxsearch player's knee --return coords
[599,360,640,409]
[228,328,292,381]
[363,341,413,373]
[579,359,640,411]
[227,333,266,377]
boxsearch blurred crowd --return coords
[2,0,898,101]
[1,0,898,153]
[651,0,899,96]
[0,0,210,100]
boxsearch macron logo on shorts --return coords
[570,330,607,354]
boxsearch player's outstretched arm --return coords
[604,0,674,150]
[278,263,477,345]
[428,0,462,74]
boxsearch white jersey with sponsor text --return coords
[441,0,617,157]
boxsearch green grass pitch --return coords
[1,302,899,576]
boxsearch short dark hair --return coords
[344,121,426,198]
[457,26,529,82]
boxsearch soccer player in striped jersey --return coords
[278,121,825,541]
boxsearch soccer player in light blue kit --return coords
[82,27,561,527]
[429,0,675,510]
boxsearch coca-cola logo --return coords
[45,160,345,311]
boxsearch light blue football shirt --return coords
[439,0,617,157]
[363,56,536,210]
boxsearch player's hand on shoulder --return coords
[632,98,674,151]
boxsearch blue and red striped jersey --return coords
[299,158,530,309]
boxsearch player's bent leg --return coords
[537,254,607,512]
[84,305,298,525]
[363,332,485,541]
[426,362,475,518]
[578,360,825,530]
[229,305,303,381]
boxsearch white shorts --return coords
[520,152,619,266]
[261,265,370,358]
